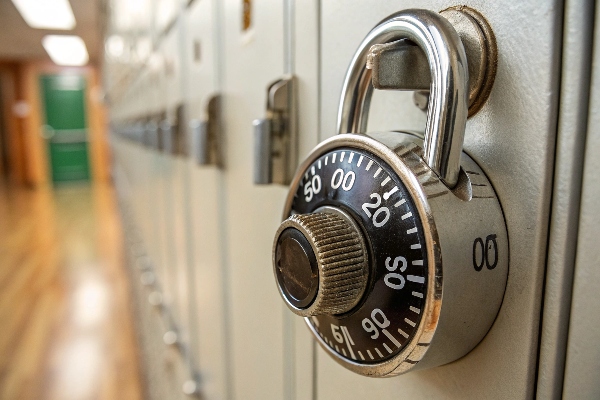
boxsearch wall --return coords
[0,63,26,184]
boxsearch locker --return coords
[183,0,229,397]
[218,1,290,398]
[315,1,560,398]
[103,0,600,398]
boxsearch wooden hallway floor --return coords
[0,182,143,400]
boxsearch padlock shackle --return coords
[337,9,468,188]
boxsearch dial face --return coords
[290,147,428,364]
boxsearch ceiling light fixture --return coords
[11,0,76,30]
[42,35,89,66]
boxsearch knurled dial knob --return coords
[273,209,369,317]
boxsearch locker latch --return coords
[368,6,497,117]
[253,76,297,185]
[189,94,222,167]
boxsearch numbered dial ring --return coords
[276,143,431,367]
[276,133,508,377]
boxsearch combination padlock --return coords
[272,9,508,376]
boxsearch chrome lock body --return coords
[272,9,508,377]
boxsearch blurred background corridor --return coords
[1,0,600,399]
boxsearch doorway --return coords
[40,74,90,183]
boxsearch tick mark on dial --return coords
[411,243,421,249]
[412,260,423,266]
[366,160,373,171]
[394,198,406,207]
[405,318,416,328]
[407,227,417,234]
[401,212,413,220]
[375,348,384,358]
[357,155,364,167]
[381,176,391,187]
[340,152,346,162]
[348,152,355,163]
[410,306,420,314]
[358,351,365,361]
[383,187,398,200]
[332,153,337,163]
[382,329,402,347]
[374,167,382,178]
[398,329,409,338]
[367,350,374,360]
[407,275,425,284]
[412,291,423,298]
[383,343,393,353]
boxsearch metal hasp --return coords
[337,8,470,188]
[253,76,297,185]
[189,95,222,167]
[368,6,497,118]
[159,120,174,154]
[144,121,159,149]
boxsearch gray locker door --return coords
[160,24,192,340]
[219,1,288,398]
[290,2,321,399]
[316,2,561,399]
[562,2,600,398]
[218,0,318,398]
[183,0,230,398]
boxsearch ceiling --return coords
[0,0,105,64]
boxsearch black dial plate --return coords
[290,148,428,364]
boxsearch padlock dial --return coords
[274,147,428,363]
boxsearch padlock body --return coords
[280,132,508,376]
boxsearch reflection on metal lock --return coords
[272,8,508,377]
[253,76,297,185]
[189,95,222,167]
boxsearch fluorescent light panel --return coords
[12,0,76,30]
[42,35,89,66]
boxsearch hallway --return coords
[0,183,143,399]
